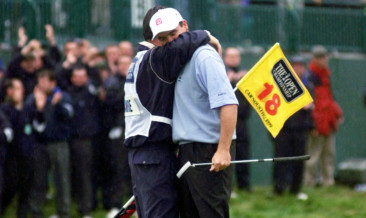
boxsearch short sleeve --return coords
[195,49,239,109]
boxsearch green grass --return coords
[230,185,366,218]
[3,185,366,217]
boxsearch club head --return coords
[176,161,192,178]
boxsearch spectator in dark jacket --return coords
[0,78,38,217]
[55,40,101,91]
[26,69,73,218]
[68,64,99,217]
[272,56,314,200]
[92,58,130,215]
[44,24,62,64]
[224,47,252,193]
[0,110,12,214]
[104,45,120,75]
[6,39,55,98]
[0,59,5,83]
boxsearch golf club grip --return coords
[273,155,310,162]
[114,208,126,218]
[113,195,135,218]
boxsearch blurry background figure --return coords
[118,41,134,58]
[0,109,13,216]
[363,84,366,107]
[6,27,56,98]
[304,45,343,187]
[0,59,5,82]
[92,53,131,218]
[104,45,120,75]
[224,47,252,193]
[0,59,5,98]
[271,56,313,200]
[0,78,37,217]
[26,69,73,218]
[68,65,100,218]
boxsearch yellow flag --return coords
[236,43,313,138]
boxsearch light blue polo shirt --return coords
[172,45,238,145]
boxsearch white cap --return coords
[149,8,183,40]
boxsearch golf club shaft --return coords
[192,155,310,167]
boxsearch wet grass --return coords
[3,185,365,217]
[230,185,366,218]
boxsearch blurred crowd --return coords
[0,25,133,218]
[0,24,344,217]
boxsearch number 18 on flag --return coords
[235,43,313,138]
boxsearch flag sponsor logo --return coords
[272,60,303,103]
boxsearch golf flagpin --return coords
[234,43,313,138]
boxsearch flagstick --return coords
[233,87,238,92]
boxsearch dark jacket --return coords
[99,74,125,132]
[0,110,12,163]
[0,103,37,157]
[6,54,55,97]
[55,60,102,91]
[125,30,210,148]
[282,71,315,132]
[68,83,100,138]
[25,87,73,143]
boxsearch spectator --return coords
[304,45,343,187]
[86,48,105,68]
[224,47,252,193]
[271,56,313,200]
[0,79,38,217]
[118,41,134,58]
[0,59,5,82]
[0,59,5,100]
[55,40,80,90]
[117,55,132,78]
[68,65,99,218]
[79,39,91,61]
[82,46,100,67]
[104,45,120,75]
[55,39,101,91]
[0,108,13,215]
[94,56,131,217]
[6,38,55,98]
[44,24,62,64]
[26,69,73,218]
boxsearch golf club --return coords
[114,195,136,218]
[176,155,310,178]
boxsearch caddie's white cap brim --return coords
[150,8,184,40]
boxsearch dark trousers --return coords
[129,144,179,218]
[273,130,307,194]
[0,147,5,211]
[29,144,49,218]
[235,118,251,189]
[69,138,93,215]
[0,155,34,218]
[92,132,131,210]
[30,141,71,218]
[178,142,235,218]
